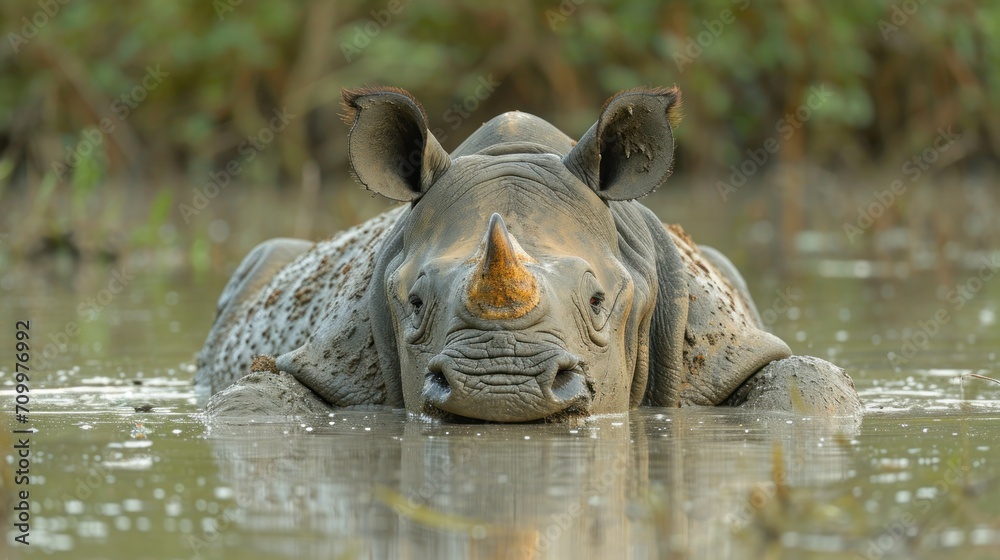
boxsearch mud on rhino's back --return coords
[194,206,406,396]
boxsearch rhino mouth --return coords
[421,338,592,422]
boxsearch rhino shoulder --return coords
[663,224,792,406]
[274,205,411,408]
[196,206,406,399]
[195,238,313,390]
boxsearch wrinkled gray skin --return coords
[196,86,862,422]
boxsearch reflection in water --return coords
[5,205,1000,559]
[204,409,859,559]
[15,392,998,560]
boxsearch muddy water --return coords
[3,210,1000,559]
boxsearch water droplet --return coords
[65,500,85,514]
[979,308,996,326]
[208,219,230,243]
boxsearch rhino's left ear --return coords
[564,87,682,201]
[342,86,451,202]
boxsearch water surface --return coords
[2,211,1000,560]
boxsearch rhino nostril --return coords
[549,368,587,403]
[428,369,450,392]
[551,369,575,393]
[424,357,452,400]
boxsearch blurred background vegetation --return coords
[0,0,997,275]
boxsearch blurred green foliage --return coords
[2,0,996,185]
[0,0,997,263]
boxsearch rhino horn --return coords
[466,213,540,320]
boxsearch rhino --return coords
[195,85,862,422]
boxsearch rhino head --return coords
[337,86,683,422]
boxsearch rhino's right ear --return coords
[564,86,682,201]
[342,86,451,202]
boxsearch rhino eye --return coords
[581,272,610,330]
[409,294,424,313]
